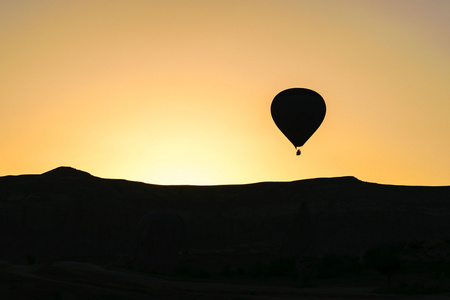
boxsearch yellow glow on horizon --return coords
[1,0,449,186]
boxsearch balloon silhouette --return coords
[271,88,326,155]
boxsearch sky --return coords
[1,0,449,186]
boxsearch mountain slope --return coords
[0,167,449,269]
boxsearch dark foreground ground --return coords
[2,260,450,300]
[2,169,450,299]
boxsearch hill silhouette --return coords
[41,166,93,178]
[1,168,449,260]
[1,167,450,298]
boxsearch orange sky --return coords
[1,0,449,186]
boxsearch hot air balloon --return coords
[271,88,326,155]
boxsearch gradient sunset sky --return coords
[1,0,449,186]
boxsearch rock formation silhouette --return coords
[0,168,449,272]
[134,212,185,272]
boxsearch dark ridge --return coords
[291,175,360,184]
[41,166,93,178]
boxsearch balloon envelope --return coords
[271,88,326,148]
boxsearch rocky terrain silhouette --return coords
[1,167,450,299]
